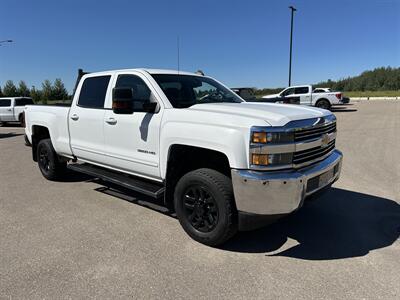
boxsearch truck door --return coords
[103,72,162,180]
[68,75,111,165]
[0,99,13,121]
[294,86,311,105]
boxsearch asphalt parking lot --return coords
[1,100,399,299]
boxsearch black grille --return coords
[294,122,336,142]
[306,176,320,193]
[293,140,335,165]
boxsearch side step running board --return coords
[67,163,165,199]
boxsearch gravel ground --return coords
[0,101,399,299]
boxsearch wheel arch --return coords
[163,144,232,210]
[31,125,51,161]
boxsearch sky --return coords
[0,0,399,92]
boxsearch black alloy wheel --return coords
[183,185,219,233]
[36,138,66,180]
[38,146,51,173]
[174,168,237,246]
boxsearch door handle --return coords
[7,109,12,111]
[70,114,79,121]
[105,117,117,125]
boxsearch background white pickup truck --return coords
[0,97,34,125]
[25,69,343,246]
[262,85,344,109]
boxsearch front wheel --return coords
[37,139,66,180]
[174,168,237,246]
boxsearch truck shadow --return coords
[90,180,400,260]
[93,180,173,217]
[331,107,358,113]
[223,188,400,260]
[57,169,94,182]
[0,123,22,128]
[0,132,23,139]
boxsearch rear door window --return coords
[78,76,111,108]
[0,99,11,107]
[15,98,34,106]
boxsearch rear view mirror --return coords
[112,87,134,114]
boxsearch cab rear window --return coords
[0,99,11,107]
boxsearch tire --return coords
[24,134,31,147]
[174,168,237,246]
[19,114,25,127]
[37,139,66,180]
[315,99,331,110]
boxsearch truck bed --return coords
[24,105,73,157]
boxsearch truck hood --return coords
[187,102,330,126]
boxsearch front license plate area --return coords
[319,168,335,187]
[306,167,335,193]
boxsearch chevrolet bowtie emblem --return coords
[321,133,330,148]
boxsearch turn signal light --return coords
[252,154,269,166]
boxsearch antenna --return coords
[177,36,180,74]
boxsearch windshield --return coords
[152,74,243,108]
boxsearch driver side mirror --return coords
[112,87,158,114]
[112,87,134,114]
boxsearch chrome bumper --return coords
[231,150,343,215]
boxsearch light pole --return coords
[0,40,13,46]
[288,6,296,86]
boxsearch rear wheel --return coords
[174,168,237,246]
[19,114,25,127]
[37,139,66,180]
[24,134,31,146]
[315,99,331,110]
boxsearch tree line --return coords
[314,67,400,91]
[0,79,70,104]
[254,66,400,96]
[1,66,398,100]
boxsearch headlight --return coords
[250,128,294,169]
[251,131,293,144]
[251,153,293,166]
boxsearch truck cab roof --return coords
[83,68,201,77]
[0,97,32,100]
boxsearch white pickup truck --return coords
[0,97,34,125]
[25,69,343,246]
[262,85,344,109]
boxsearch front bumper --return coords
[231,150,343,216]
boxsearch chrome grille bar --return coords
[295,122,336,141]
[293,141,335,165]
